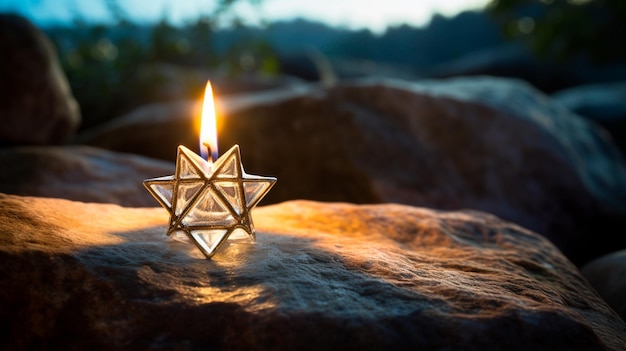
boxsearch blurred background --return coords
[2,0,626,152]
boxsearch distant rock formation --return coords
[0,146,173,207]
[582,249,626,321]
[553,82,626,156]
[0,14,80,145]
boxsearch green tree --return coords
[45,0,273,130]
[488,0,626,63]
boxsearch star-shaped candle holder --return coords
[143,144,276,259]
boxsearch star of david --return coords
[143,144,276,259]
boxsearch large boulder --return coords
[75,77,626,265]
[553,82,626,156]
[428,43,626,94]
[134,62,306,102]
[73,100,199,161]
[581,249,626,321]
[427,45,581,93]
[0,14,80,145]
[0,193,623,350]
[0,146,173,207]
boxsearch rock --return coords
[278,50,336,84]
[330,57,419,81]
[582,250,626,321]
[428,43,626,94]
[553,82,626,156]
[135,62,306,102]
[71,87,314,161]
[0,14,80,145]
[73,100,201,160]
[0,146,173,207]
[0,193,623,350]
[75,77,626,265]
[427,44,581,93]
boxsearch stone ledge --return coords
[0,194,623,350]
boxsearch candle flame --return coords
[200,81,218,162]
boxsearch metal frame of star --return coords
[143,144,276,259]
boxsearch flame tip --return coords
[200,80,218,161]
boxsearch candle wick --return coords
[202,142,217,162]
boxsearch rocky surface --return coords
[0,193,623,350]
[75,77,626,265]
[427,44,580,93]
[0,146,173,207]
[582,249,626,321]
[135,62,306,102]
[428,43,626,94]
[0,14,80,145]
[73,99,202,160]
[553,82,626,156]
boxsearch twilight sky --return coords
[0,0,490,32]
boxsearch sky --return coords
[0,0,491,33]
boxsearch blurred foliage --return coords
[51,0,626,131]
[45,0,277,131]
[328,12,503,70]
[488,0,626,63]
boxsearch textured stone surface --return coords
[0,146,173,207]
[428,45,580,93]
[73,100,202,160]
[71,87,313,160]
[0,14,80,145]
[75,78,626,265]
[134,62,306,102]
[582,249,626,321]
[553,82,626,124]
[553,82,626,156]
[0,193,624,350]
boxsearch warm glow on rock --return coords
[200,81,218,161]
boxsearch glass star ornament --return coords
[143,144,276,259]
